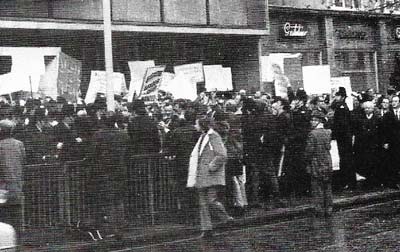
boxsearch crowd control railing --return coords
[23,154,179,228]
[125,153,178,225]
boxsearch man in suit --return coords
[352,101,380,188]
[0,119,26,240]
[187,116,232,238]
[380,95,400,188]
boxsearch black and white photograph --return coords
[1,0,400,251]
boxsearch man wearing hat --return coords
[305,110,333,217]
[0,119,26,239]
[332,87,356,190]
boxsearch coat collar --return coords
[199,128,216,155]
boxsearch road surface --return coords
[111,200,400,252]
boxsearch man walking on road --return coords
[187,116,233,238]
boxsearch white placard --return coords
[221,67,233,91]
[204,65,224,91]
[174,62,204,83]
[128,60,155,95]
[9,51,46,93]
[261,53,302,82]
[85,71,127,104]
[302,65,331,95]
[0,73,30,94]
[164,73,197,101]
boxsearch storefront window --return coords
[335,51,377,91]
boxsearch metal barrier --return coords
[126,154,178,225]
[23,154,179,228]
[23,160,89,228]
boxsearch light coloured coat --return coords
[187,129,227,189]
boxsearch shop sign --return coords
[336,28,367,40]
[282,22,308,37]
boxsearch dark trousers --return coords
[311,178,333,214]
[336,137,356,189]
[264,152,281,199]
[198,186,231,231]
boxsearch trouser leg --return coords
[247,162,261,205]
[207,187,231,223]
[324,180,333,214]
[311,178,323,214]
[198,188,212,231]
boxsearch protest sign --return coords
[204,65,224,91]
[158,72,176,93]
[302,65,331,95]
[85,71,127,104]
[128,60,155,96]
[140,65,166,103]
[159,73,197,101]
[0,47,81,102]
[261,53,301,82]
[221,67,233,91]
[56,52,82,102]
[11,50,45,92]
[174,62,204,83]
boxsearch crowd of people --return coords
[0,84,400,239]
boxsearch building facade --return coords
[0,0,269,95]
[266,0,400,93]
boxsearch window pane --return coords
[335,0,344,7]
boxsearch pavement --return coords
[19,188,400,251]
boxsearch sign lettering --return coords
[283,22,308,37]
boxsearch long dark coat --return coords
[332,101,355,188]
[352,113,380,180]
[128,115,160,155]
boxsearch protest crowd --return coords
[0,84,400,240]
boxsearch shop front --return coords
[332,16,379,92]
[377,20,400,92]
[261,11,325,95]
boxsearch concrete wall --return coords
[52,0,103,20]
[112,0,161,23]
[209,0,248,26]
[163,0,207,24]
